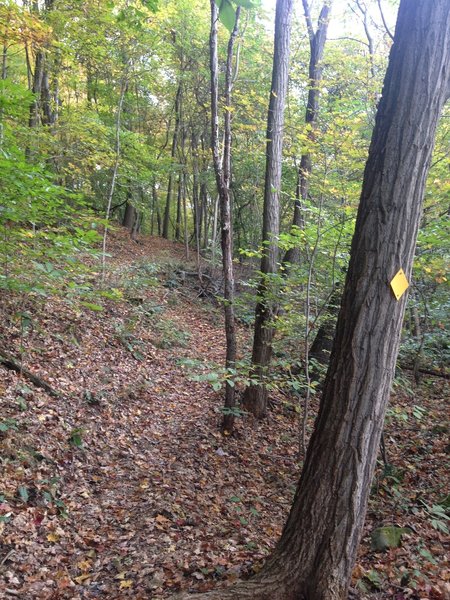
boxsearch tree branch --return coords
[377,0,394,41]
[0,351,61,397]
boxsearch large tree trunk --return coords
[180,0,450,597]
[28,0,56,131]
[122,197,136,230]
[283,1,331,266]
[242,0,293,418]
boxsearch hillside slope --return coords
[0,231,448,599]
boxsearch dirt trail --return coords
[0,231,298,599]
[0,230,448,599]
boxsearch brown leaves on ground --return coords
[0,230,448,599]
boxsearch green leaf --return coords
[80,302,103,312]
[430,519,449,534]
[234,0,258,7]
[16,397,27,411]
[218,0,236,32]
[20,312,32,331]
[42,491,53,503]
[18,485,29,503]
[0,514,11,523]
[0,419,17,432]
[69,428,84,448]
[430,504,449,518]
[141,0,158,11]
[419,547,438,565]
[370,526,411,551]
[364,569,382,590]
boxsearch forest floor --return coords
[0,230,448,600]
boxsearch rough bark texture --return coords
[209,1,240,434]
[284,0,331,266]
[243,0,293,418]
[179,0,450,597]
[122,200,136,230]
[28,0,55,131]
[308,285,342,379]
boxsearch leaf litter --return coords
[0,230,448,599]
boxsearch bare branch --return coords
[377,0,394,41]
[302,0,314,42]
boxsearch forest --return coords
[0,0,449,598]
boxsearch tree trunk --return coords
[200,133,210,249]
[200,182,209,249]
[284,1,331,266]
[122,198,136,230]
[209,0,240,434]
[101,72,128,280]
[182,172,189,259]
[2,44,7,80]
[307,285,342,380]
[163,83,182,239]
[179,0,450,597]
[243,0,293,418]
[0,45,7,147]
[130,211,141,241]
[176,174,182,241]
[153,182,161,236]
[191,132,202,267]
[29,49,45,129]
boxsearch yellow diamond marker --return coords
[390,268,409,301]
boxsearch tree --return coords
[179,0,450,597]
[162,81,182,239]
[283,0,331,266]
[28,0,56,130]
[209,0,241,433]
[242,0,294,418]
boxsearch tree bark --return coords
[209,0,240,434]
[284,1,331,266]
[243,0,293,418]
[163,82,182,239]
[179,0,450,597]
[307,285,342,378]
[152,181,161,236]
[28,0,56,130]
[101,71,128,280]
[191,131,202,268]
[176,173,183,241]
[122,196,136,231]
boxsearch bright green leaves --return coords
[371,526,412,551]
[140,0,159,11]
[0,103,102,299]
[234,0,259,7]
[217,0,236,31]
[214,0,259,31]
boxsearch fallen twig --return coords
[0,351,61,397]
[399,363,449,380]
